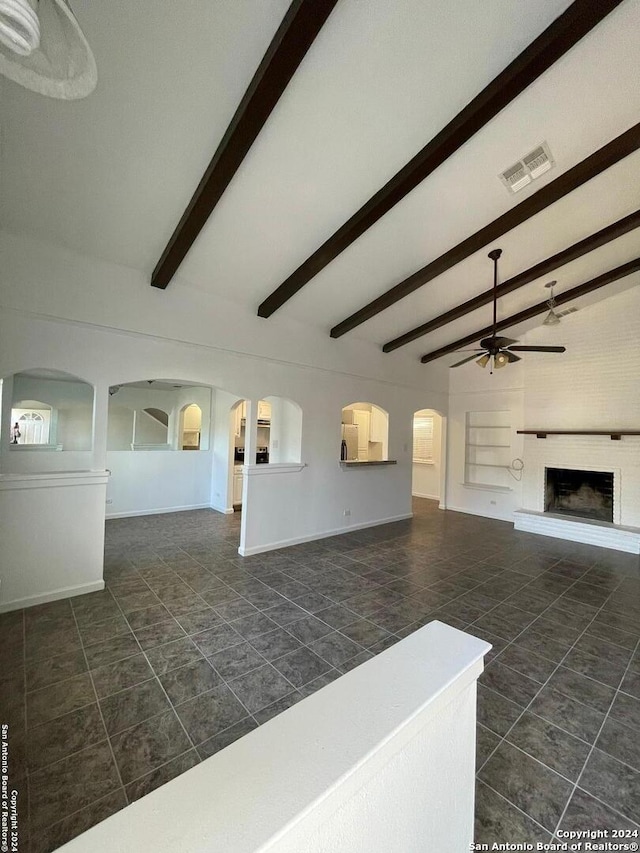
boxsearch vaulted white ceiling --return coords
[1,0,639,366]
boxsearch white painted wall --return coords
[265,396,302,463]
[134,410,168,445]
[61,622,490,853]
[0,471,107,611]
[0,232,447,565]
[445,362,525,522]
[412,409,442,501]
[105,451,214,518]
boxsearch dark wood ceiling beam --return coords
[332,121,640,338]
[151,0,340,290]
[382,209,640,352]
[420,258,640,364]
[258,0,625,318]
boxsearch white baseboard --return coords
[238,513,413,557]
[446,504,513,523]
[106,503,212,519]
[0,579,105,613]
[210,502,235,515]
[412,492,440,501]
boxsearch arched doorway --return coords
[412,409,445,507]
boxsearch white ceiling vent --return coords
[556,306,578,318]
[500,142,555,194]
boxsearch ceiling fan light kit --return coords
[0,0,96,99]
[450,249,567,372]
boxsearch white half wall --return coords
[0,470,107,612]
[61,621,490,853]
[105,451,213,518]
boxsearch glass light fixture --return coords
[0,0,97,99]
[476,354,490,368]
[0,0,40,56]
[494,352,508,369]
[543,280,561,326]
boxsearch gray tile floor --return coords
[1,499,639,851]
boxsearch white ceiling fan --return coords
[0,0,96,99]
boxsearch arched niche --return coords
[263,396,302,463]
[4,368,94,452]
[179,403,202,450]
[341,402,389,461]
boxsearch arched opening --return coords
[179,403,202,450]
[412,409,445,507]
[341,402,388,462]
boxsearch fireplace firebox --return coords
[545,468,613,523]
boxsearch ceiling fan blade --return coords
[450,353,482,368]
[507,346,566,353]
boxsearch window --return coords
[413,414,434,463]
[11,409,50,445]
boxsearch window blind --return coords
[413,415,434,463]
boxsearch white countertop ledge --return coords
[62,621,490,853]
[0,470,110,490]
[243,462,307,476]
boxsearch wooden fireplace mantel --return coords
[517,430,640,441]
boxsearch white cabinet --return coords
[258,400,271,421]
[234,401,247,437]
[353,410,370,461]
[370,407,386,443]
[233,467,243,505]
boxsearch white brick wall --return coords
[521,285,640,529]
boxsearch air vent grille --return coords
[500,141,555,194]
[556,306,578,318]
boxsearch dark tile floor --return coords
[2,499,639,851]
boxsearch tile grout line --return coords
[551,631,640,837]
[68,601,129,818]
[476,778,554,840]
[103,588,208,777]
[474,568,619,781]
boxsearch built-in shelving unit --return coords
[465,411,512,490]
[518,430,640,440]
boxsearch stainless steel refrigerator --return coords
[341,424,359,461]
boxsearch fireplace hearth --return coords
[545,467,613,522]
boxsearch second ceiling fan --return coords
[450,248,566,371]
